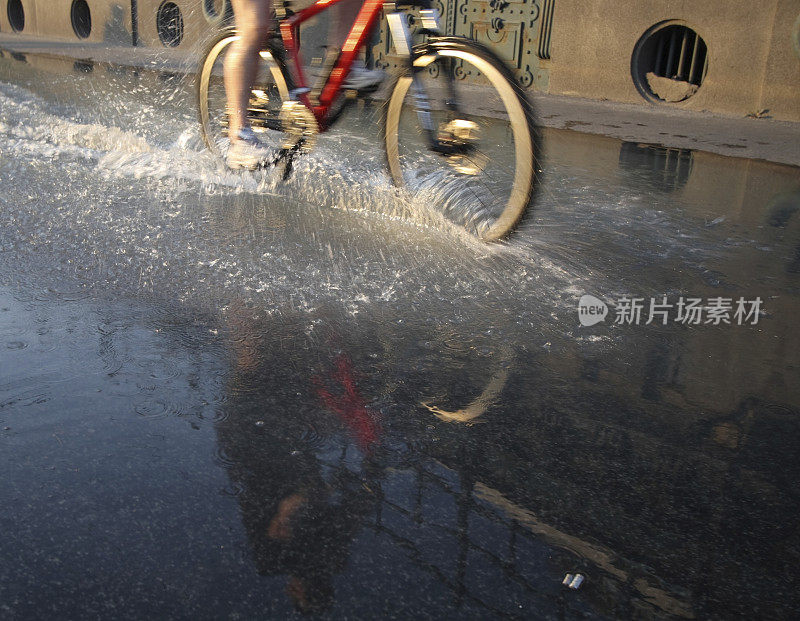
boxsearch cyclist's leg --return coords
[335,0,357,45]
[225,0,273,143]
[335,0,383,89]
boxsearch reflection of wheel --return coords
[384,39,538,242]
[197,27,289,160]
[369,322,514,426]
[422,364,511,424]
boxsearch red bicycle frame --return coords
[279,0,386,130]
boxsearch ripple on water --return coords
[0,389,51,410]
[100,354,126,377]
[32,286,93,304]
[31,324,59,353]
[218,480,246,498]
[213,444,237,468]
[0,314,31,340]
[298,421,328,451]
[133,397,185,419]
[133,355,183,381]
[204,405,230,423]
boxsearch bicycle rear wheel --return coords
[384,39,538,242]
[197,27,289,160]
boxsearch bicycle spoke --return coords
[385,41,536,240]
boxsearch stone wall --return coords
[0,1,227,46]
[1,0,798,120]
[543,0,799,120]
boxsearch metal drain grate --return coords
[651,25,707,86]
[7,0,25,32]
[632,22,708,103]
[71,0,92,39]
[157,1,184,48]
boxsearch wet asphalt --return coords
[1,50,800,619]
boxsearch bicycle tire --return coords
[197,26,290,160]
[384,38,539,242]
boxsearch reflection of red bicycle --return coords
[309,336,513,449]
[313,353,381,451]
[197,0,538,241]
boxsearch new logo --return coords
[578,295,608,327]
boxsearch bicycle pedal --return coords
[347,84,381,97]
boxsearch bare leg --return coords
[336,0,360,46]
[225,0,272,143]
[334,0,384,89]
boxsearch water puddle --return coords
[1,48,799,619]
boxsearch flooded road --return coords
[1,51,800,619]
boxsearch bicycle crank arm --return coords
[259,141,305,181]
[219,109,283,134]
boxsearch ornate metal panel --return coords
[372,0,552,91]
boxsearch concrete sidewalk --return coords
[533,94,800,167]
[2,33,799,167]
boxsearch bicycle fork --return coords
[385,3,478,162]
[385,3,439,136]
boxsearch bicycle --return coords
[197,0,538,241]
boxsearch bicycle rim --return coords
[385,44,536,242]
[197,32,289,160]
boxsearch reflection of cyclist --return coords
[225,0,384,170]
[216,305,379,612]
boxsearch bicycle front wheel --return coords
[384,39,538,242]
[197,27,289,160]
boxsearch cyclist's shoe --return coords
[226,128,273,170]
[342,61,385,92]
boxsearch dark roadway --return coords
[1,50,800,619]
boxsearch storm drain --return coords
[157,1,184,47]
[7,0,24,32]
[204,0,228,19]
[632,22,708,103]
[71,0,92,39]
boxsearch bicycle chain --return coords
[278,101,319,152]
